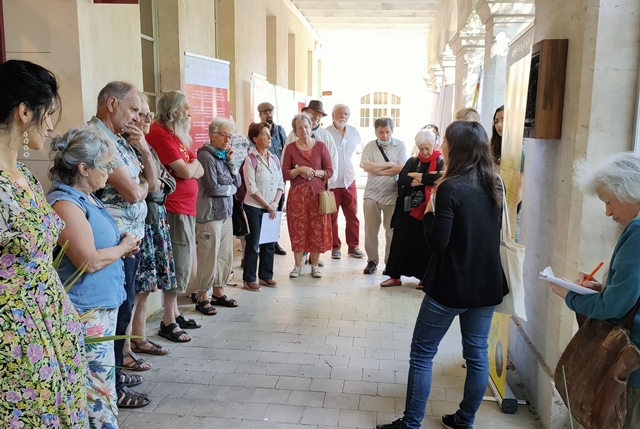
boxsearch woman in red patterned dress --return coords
[282,113,333,278]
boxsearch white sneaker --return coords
[311,266,322,278]
[289,266,302,278]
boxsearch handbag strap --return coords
[617,295,640,330]
[497,175,511,241]
[376,143,390,163]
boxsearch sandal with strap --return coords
[158,322,191,343]
[195,300,217,316]
[131,338,169,356]
[176,313,202,328]
[189,293,198,304]
[120,372,144,388]
[123,351,152,371]
[210,294,238,307]
[117,386,151,409]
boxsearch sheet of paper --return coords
[259,211,282,245]
[538,266,598,295]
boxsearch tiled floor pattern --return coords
[119,255,542,428]
[120,187,543,428]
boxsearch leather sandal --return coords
[123,351,152,371]
[195,300,217,316]
[158,322,191,343]
[176,313,202,328]
[210,295,238,307]
[117,386,150,409]
[131,338,169,356]
[120,372,144,388]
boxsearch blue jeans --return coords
[114,251,141,391]
[243,205,276,282]
[402,294,496,429]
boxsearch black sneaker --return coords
[274,243,287,255]
[363,261,378,274]
[376,418,407,429]
[441,414,473,429]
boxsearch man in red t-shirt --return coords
[146,91,203,341]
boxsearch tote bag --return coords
[495,175,527,321]
[554,298,640,429]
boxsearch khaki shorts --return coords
[165,212,196,294]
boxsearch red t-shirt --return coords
[146,122,198,216]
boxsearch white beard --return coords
[174,116,192,148]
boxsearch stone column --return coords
[476,0,535,128]
[449,13,486,112]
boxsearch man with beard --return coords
[257,102,288,255]
[146,91,204,340]
[326,104,365,260]
[90,81,158,408]
[360,117,407,275]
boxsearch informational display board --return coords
[185,52,230,150]
[487,23,535,412]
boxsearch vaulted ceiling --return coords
[290,0,442,34]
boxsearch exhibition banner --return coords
[185,52,230,150]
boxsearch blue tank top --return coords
[47,181,126,310]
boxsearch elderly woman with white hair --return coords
[380,128,444,288]
[191,117,242,314]
[547,152,640,428]
[47,126,145,417]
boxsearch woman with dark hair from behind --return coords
[0,60,89,427]
[490,105,504,164]
[377,121,507,429]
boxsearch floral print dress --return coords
[0,163,88,428]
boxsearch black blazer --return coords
[422,174,507,308]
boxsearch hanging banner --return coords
[184,52,230,151]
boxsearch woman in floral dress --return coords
[0,61,88,427]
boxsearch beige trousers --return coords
[191,218,234,292]
[363,198,395,265]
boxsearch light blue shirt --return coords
[47,181,126,310]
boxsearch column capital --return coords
[476,0,535,25]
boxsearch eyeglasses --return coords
[96,163,115,173]
[493,119,504,126]
[215,132,233,140]
[139,112,155,121]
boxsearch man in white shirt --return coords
[360,117,407,274]
[326,104,364,260]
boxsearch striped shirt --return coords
[361,138,408,205]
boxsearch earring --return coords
[22,132,30,158]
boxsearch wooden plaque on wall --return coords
[523,39,568,139]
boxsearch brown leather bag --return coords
[554,297,640,429]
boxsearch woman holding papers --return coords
[378,120,507,429]
[241,122,285,290]
[548,153,640,428]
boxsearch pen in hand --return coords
[581,261,604,286]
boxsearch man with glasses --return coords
[89,81,158,408]
[360,117,407,275]
[257,102,288,255]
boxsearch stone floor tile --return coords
[358,395,396,413]
[225,402,269,421]
[243,375,280,388]
[251,388,293,404]
[301,407,340,426]
[288,353,320,366]
[342,381,378,396]
[298,365,332,379]
[329,367,363,381]
[377,382,407,398]
[309,378,345,393]
[276,376,312,391]
[264,404,304,423]
[363,369,395,383]
[266,363,302,376]
[288,390,326,407]
[348,357,380,370]
[322,392,360,410]
[338,409,377,427]
[235,361,271,375]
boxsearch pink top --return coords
[282,140,334,195]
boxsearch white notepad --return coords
[538,266,598,295]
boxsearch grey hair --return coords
[156,91,187,128]
[332,104,350,114]
[97,81,137,109]
[374,117,394,131]
[574,152,640,203]
[49,125,116,186]
[454,107,481,123]
[291,113,311,131]
[139,91,150,106]
[208,117,235,134]
[415,129,436,147]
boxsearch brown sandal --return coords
[131,338,169,356]
[123,351,152,371]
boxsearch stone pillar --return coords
[449,13,486,112]
[476,0,534,129]
[441,47,456,87]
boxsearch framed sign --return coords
[93,1,138,4]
